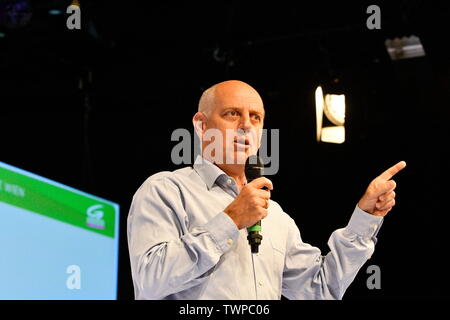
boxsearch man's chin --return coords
[223,150,252,165]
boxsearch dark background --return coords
[1,0,449,300]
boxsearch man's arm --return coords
[282,161,406,299]
[127,176,239,299]
[282,205,383,300]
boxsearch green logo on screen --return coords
[86,204,105,230]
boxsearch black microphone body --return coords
[245,155,265,254]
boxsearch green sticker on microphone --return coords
[247,225,262,232]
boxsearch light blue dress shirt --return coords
[127,156,383,300]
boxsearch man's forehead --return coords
[214,90,264,111]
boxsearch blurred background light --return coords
[48,9,63,16]
[0,0,32,29]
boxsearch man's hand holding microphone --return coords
[224,177,273,230]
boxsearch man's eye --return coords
[226,111,238,116]
[251,114,261,121]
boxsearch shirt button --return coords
[226,179,232,185]
[227,239,233,245]
[258,281,263,286]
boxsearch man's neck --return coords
[215,163,247,191]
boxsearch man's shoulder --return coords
[141,166,196,188]
[131,166,196,202]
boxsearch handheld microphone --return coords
[245,155,265,254]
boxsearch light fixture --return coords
[385,35,426,60]
[315,85,346,144]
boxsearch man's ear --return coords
[192,112,207,137]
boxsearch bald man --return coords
[127,80,406,300]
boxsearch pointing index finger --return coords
[378,161,407,180]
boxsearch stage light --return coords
[315,86,346,144]
[385,35,425,60]
[0,32,6,38]
[320,125,345,144]
[315,86,324,142]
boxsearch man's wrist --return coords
[203,212,239,253]
[345,204,384,238]
[357,200,373,215]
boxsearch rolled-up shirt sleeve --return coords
[127,176,239,299]
[282,205,383,300]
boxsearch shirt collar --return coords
[193,155,227,190]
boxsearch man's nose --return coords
[239,113,252,131]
